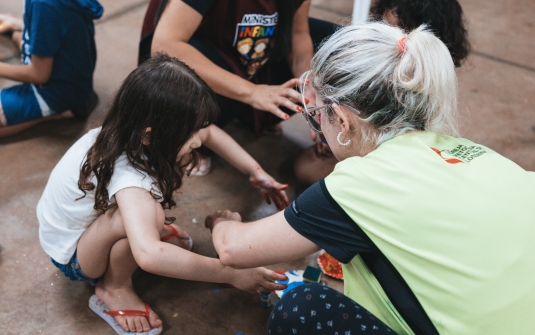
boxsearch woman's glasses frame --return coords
[303,104,329,133]
[303,103,360,133]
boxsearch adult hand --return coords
[249,170,290,211]
[247,78,303,120]
[227,267,288,294]
[205,210,241,233]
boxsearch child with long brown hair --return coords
[37,53,289,335]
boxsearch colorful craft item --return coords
[303,265,322,283]
[275,270,305,298]
[259,291,271,308]
[317,250,344,280]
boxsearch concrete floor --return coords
[0,0,534,334]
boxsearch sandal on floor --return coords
[161,225,194,251]
[188,156,211,177]
[88,295,162,335]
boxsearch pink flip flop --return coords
[160,225,194,251]
[88,295,162,335]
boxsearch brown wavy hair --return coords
[371,0,470,67]
[78,53,219,215]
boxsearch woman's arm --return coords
[210,210,321,268]
[0,54,53,84]
[115,187,286,293]
[151,0,302,120]
[200,125,290,209]
[152,1,249,102]
[287,0,314,77]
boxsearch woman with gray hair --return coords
[206,22,535,335]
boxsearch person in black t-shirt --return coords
[140,0,338,175]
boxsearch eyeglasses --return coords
[303,103,361,133]
[303,104,329,133]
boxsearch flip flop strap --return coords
[160,224,179,242]
[104,303,150,318]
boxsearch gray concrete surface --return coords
[0,0,534,334]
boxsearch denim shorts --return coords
[51,251,101,286]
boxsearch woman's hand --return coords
[247,78,303,120]
[226,267,288,294]
[249,170,290,210]
[205,210,241,233]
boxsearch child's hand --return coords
[205,210,241,233]
[249,170,290,211]
[0,14,23,33]
[228,267,288,294]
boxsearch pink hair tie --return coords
[398,37,407,53]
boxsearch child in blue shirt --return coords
[0,0,103,139]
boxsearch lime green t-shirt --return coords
[324,132,535,335]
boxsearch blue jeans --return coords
[51,251,101,286]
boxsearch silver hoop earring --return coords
[337,132,351,146]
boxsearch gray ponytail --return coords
[303,22,458,147]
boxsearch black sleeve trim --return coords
[318,179,382,255]
[284,200,355,263]
[284,181,375,263]
[182,0,215,16]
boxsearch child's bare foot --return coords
[95,284,162,333]
[60,110,75,119]
[160,224,192,250]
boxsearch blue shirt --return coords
[21,0,103,112]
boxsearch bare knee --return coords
[108,204,161,233]
[99,201,165,237]
[0,97,6,127]
[59,110,74,119]
[104,206,128,238]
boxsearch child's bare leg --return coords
[96,238,162,332]
[0,105,74,139]
[0,102,6,126]
[76,203,164,333]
